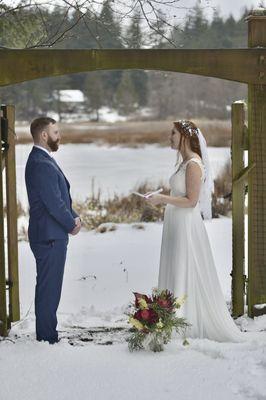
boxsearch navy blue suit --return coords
[25,146,79,343]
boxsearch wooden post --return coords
[0,106,8,337]
[247,10,266,317]
[231,102,246,317]
[3,105,20,322]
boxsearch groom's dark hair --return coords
[30,117,56,140]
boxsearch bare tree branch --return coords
[30,5,72,48]
[136,0,176,47]
[26,10,85,48]
[0,0,212,49]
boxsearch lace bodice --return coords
[169,157,205,197]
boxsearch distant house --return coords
[52,90,85,118]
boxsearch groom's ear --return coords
[40,130,48,141]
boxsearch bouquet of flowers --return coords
[127,288,190,352]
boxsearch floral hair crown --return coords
[177,120,199,137]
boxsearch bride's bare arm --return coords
[146,162,202,208]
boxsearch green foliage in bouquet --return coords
[126,288,190,352]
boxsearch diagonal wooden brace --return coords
[232,162,256,185]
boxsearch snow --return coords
[254,304,266,310]
[252,8,266,15]
[53,90,85,103]
[15,144,231,207]
[1,338,266,400]
[1,219,266,400]
[97,106,127,122]
[46,107,129,123]
[2,143,265,400]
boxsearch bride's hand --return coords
[145,194,163,205]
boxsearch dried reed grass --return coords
[16,161,234,236]
[16,119,231,148]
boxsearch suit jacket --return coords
[25,146,79,243]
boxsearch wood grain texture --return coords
[0,48,266,86]
[4,105,20,322]
[231,102,246,317]
[248,13,266,317]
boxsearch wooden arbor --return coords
[0,10,266,331]
[0,105,20,336]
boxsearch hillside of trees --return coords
[0,1,250,120]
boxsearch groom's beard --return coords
[47,135,60,152]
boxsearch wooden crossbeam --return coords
[232,163,256,184]
[0,48,266,86]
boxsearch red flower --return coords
[134,308,159,325]
[140,309,150,320]
[153,289,175,310]
[133,292,152,308]
[146,309,159,324]
[134,310,143,321]
[157,299,168,307]
[156,298,173,310]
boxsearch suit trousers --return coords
[30,239,68,344]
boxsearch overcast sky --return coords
[113,0,266,28]
[6,0,266,22]
[199,0,264,18]
[158,0,265,23]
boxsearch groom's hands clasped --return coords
[70,217,82,235]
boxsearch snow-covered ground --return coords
[2,144,264,400]
[1,219,266,400]
[15,144,230,207]
[24,106,130,124]
[46,105,152,123]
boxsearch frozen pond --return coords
[15,144,231,207]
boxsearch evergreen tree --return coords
[0,7,44,48]
[124,9,148,107]
[209,10,226,47]
[148,9,168,48]
[84,72,105,121]
[232,8,249,47]
[130,70,148,107]
[48,75,72,122]
[170,24,184,49]
[115,71,138,115]
[224,15,237,38]
[174,1,209,48]
[0,3,252,121]
[125,9,142,48]
[61,9,99,49]
[96,0,124,107]
[97,0,123,48]
[188,1,208,37]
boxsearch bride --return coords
[146,120,245,342]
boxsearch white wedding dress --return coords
[158,157,245,342]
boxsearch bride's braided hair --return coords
[174,120,202,159]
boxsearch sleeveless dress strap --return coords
[185,158,205,181]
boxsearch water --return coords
[16,143,230,208]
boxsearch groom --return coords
[25,117,81,344]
